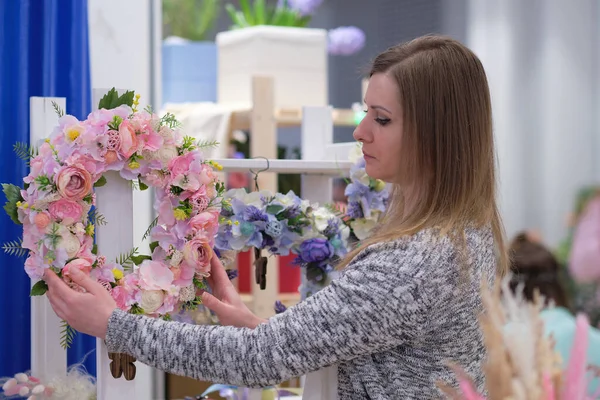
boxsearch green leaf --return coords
[13,142,38,162]
[138,178,148,191]
[3,183,23,204]
[30,280,48,296]
[2,240,27,257]
[239,0,254,25]
[51,101,65,118]
[60,320,77,350]
[266,204,284,215]
[94,175,107,188]
[92,244,98,255]
[97,88,136,110]
[131,255,152,265]
[149,241,159,253]
[253,0,266,24]
[143,218,159,242]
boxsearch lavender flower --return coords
[328,26,366,56]
[243,205,268,222]
[274,300,287,314]
[346,201,364,219]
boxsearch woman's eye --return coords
[375,117,390,126]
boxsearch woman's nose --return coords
[353,120,370,143]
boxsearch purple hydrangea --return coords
[244,205,268,222]
[346,201,364,219]
[328,26,366,56]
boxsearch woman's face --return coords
[353,73,404,183]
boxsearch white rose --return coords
[139,290,165,313]
[158,126,174,141]
[157,145,179,166]
[179,285,196,302]
[55,227,81,258]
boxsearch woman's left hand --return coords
[45,268,117,340]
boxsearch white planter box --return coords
[216,26,328,108]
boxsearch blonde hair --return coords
[338,35,508,275]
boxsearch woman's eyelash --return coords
[375,117,390,126]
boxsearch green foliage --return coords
[226,0,312,29]
[88,209,107,226]
[60,320,76,350]
[30,280,48,296]
[51,101,65,118]
[144,218,159,242]
[98,88,135,110]
[2,240,27,258]
[13,142,38,162]
[2,183,24,225]
[94,175,107,188]
[117,247,139,271]
[163,0,221,41]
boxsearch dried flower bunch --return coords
[439,276,599,400]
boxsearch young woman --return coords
[44,35,507,399]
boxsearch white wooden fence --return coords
[29,94,355,399]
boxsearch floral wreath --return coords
[2,89,225,348]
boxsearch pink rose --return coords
[33,212,51,230]
[104,151,118,164]
[118,120,138,158]
[190,187,210,212]
[182,235,213,275]
[189,211,219,236]
[62,258,93,293]
[55,165,93,200]
[49,199,83,225]
[198,164,216,185]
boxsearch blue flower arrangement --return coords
[343,155,390,241]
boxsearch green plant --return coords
[225,0,311,29]
[162,0,221,41]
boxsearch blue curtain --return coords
[0,0,94,378]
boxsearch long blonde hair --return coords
[338,35,508,275]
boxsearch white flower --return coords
[312,207,335,232]
[348,142,363,163]
[55,226,81,258]
[3,378,17,391]
[157,145,178,166]
[33,192,61,210]
[32,385,45,394]
[169,250,184,266]
[350,218,378,240]
[350,168,370,186]
[179,285,196,302]
[158,126,174,142]
[19,386,30,396]
[139,290,165,313]
[15,373,28,383]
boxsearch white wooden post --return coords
[29,97,68,380]
[300,107,338,400]
[92,89,137,400]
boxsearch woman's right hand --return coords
[201,256,267,329]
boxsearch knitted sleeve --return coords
[105,241,433,387]
[569,196,600,282]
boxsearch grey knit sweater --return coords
[106,227,496,399]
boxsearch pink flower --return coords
[25,255,46,280]
[48,199,83,225]
[55,164,93,200]
[198,164,217,185]
[62,258,93,293]
[33,212,51,230]
[111,286,132,311]
[182,235,213,275]
[104,150,118,164]
[189,187,210,212]
[138,260,174,291]
[118,120,138,158]
[189,211,219,236]
[168,152,194,178]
